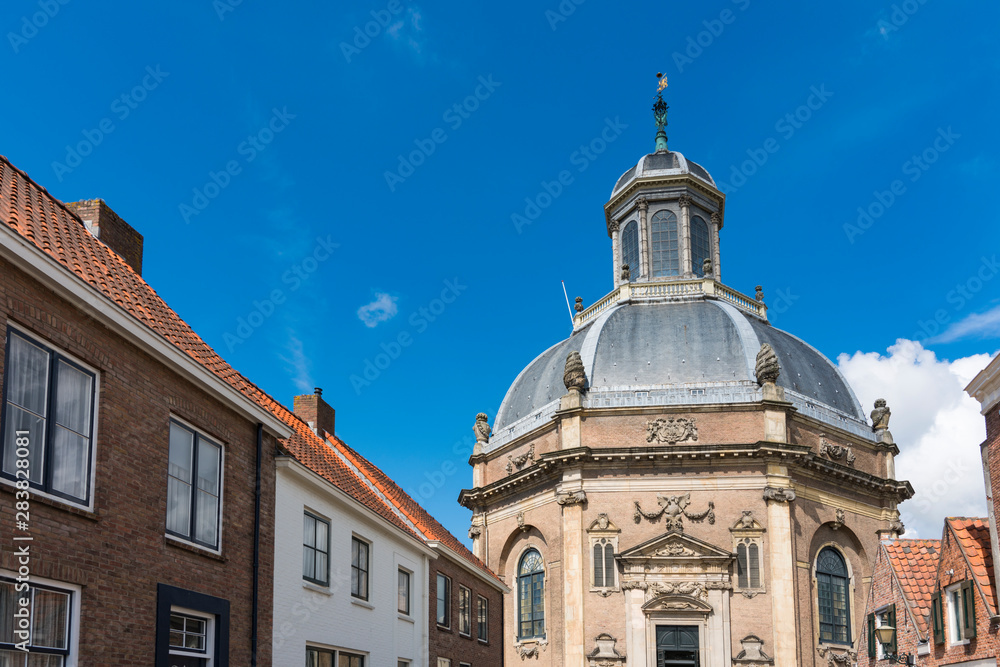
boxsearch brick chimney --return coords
[65,199,144,275]
[293,388,335,439]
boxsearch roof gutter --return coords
[0,224,292,439]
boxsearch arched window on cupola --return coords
[650,210,679,277]
[621,220,640,280]
[817,547,852,645]
[691,215,711,277]
[517,549,545,640]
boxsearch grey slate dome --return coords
[611,150,716,197]
[492,300,868,446]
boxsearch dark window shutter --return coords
[736,543,748,589]
[932,590,944,643]
[963,580,977,639]
[867,613,876,658]
[888,604,897,654]
[593,542,604,587]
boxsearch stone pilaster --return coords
[561,473,586,667]
[765,466,798,667]
[637,198,649,280]
[610,219,621,287]
[678,195,693,276]
[559,389,583,450]
[710,211,722,284]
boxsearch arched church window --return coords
[691,215,711,276]
[817,547,851,644]
[518,549,545,639]
[592,538,616,588]
[650,210,679,277]
[621,220,640,280]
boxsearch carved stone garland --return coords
[819,437,856,467]
[506,444,535,475]
[633,492,715,532]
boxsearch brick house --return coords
[0,155,295,665]
[271,388,507,667]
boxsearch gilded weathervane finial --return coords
[653,72,669,152]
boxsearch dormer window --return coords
[691,215,711,277]
[621,220,640,280]
[650,210,679,277]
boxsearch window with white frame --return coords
[303,512,330,586]
[436,574,451,628]
[166,420,223,550]
[351,537,369,600]
[1,328,97,505]
[0,577,74,665]
[398,569,410,615]
[169,609,213,666]
[458,586,471,636]
[436,659,451,667]
[945,580,977,644]
[307,646,366,667]
[477,596,488,642]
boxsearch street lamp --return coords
[874,625,915,665]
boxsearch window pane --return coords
[315,552,327,583]
[304,514,316,548]
[621,220,640,280]
[604,544,615,587]
[31,588,69,649]
[0,580,15,644]
[315,519,328,554]
[650,210,679,277]
[166,477,192,536]
[303,544,316,580]
[2,405,44,484]
[737,544,748,588]
[195,490,219,546]
[7,334,49,415]
[398,570,409,613]
[49,427,88,499]
[196,440,220,496]
[690,215,711,277]
[748,543,760,588]
[53,361,92,436]
[593,543,604,587]
[168,424,194,483]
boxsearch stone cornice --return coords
[457,442,912,510]
[605,174,725,235]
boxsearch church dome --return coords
[611,150,716,197]
[491,299,869,446]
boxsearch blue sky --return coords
[3,0,998,540]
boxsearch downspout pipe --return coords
[252,423,263,667]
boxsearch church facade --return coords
[459,91,912,667]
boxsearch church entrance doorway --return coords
[655,625,699,667]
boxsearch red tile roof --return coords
[326,434,502,583]
[0,154,498,583]
[947,517,997,615]
[883,538,940,637]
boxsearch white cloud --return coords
[357,292,399,328]
[837,340,993,539]
[927,304,1000,344]
[280,333,313,393]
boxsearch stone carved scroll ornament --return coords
[818,437,856,467]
